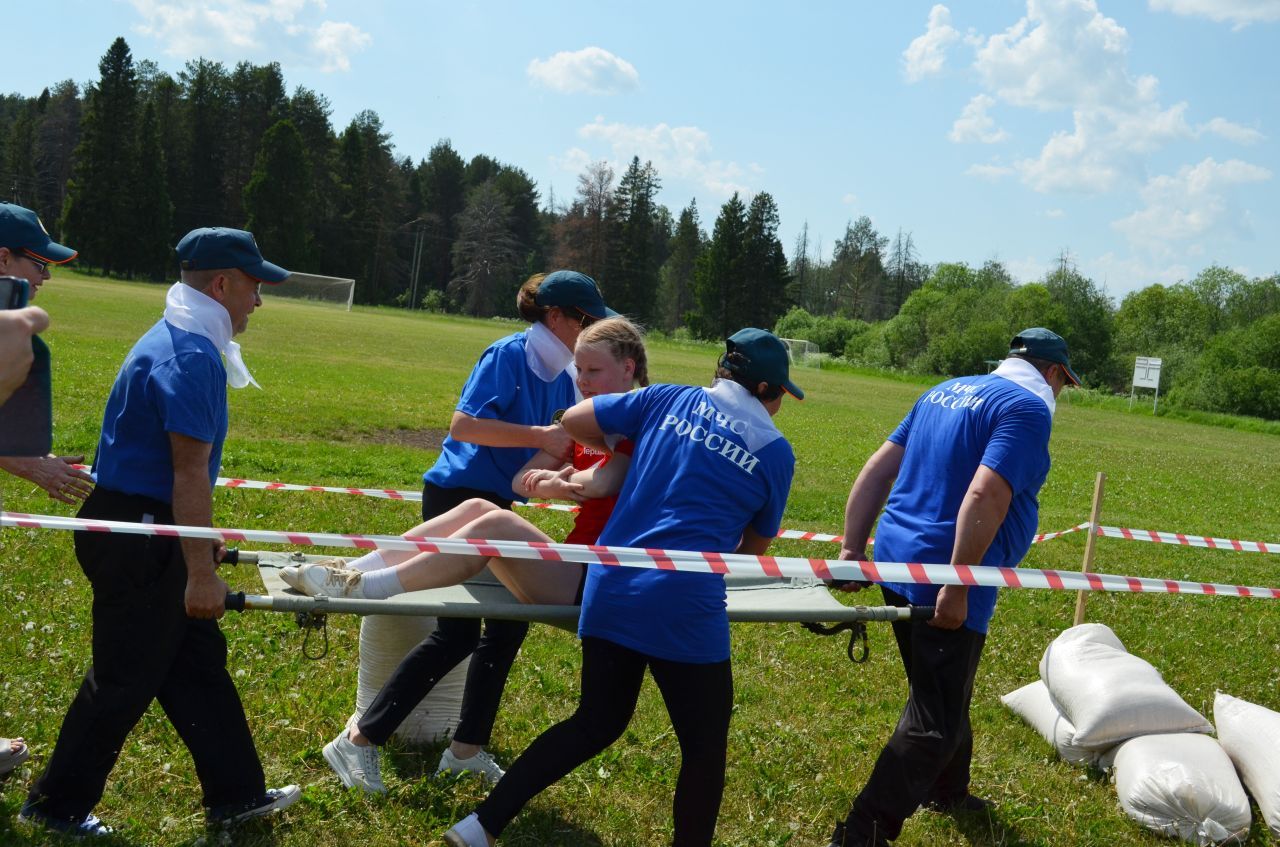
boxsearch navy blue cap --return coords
[1009,327,1081,385]
[0,203,76,263]
[175,227,289,284]
[534,270,618,319]
[723,328,804,400]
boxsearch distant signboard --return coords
[1133,356,1162,390]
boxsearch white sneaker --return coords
[323,729,386,794]
[443,813,491,847]
[295,563,368,599]
[280,557,347,592]
[279,565,303,591]
[437,748,505,784]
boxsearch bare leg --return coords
[373,498,502,569]
[489,556,583,606]
[387,509,557,592]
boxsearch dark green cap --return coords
[723,328,804,400]
[0,203,76,263]
[534,270,618,319]
[1009,327,1080,385]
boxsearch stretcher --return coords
[223,551,935,662]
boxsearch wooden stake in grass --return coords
[1073,471,1107,626]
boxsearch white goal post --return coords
[263,272,356,310]
[779,337,821,368]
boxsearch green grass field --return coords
[2,270,1279,846]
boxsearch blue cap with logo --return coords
[723,327,805,400]
[534,270,618,319]
[1009,327,1081,385]
[175,227,289,284]
[0,203,77,263]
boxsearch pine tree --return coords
[225,62,287,223]
[243,119,312,271]
[742,192,791,330]
[33,81,81,239]
[134,99,172,280]
[606,157,662,323]
[62,37,141,275]
[417,140,466,292]
[656,200,704,331]
[178,58,230,233]
[450,179,520,316]
[690,193,748,340]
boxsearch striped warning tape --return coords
[1096,525,1279,554]
[5,511,1278,599]
[64,467,1277,553]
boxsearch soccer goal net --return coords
[262,272,356,310]
[779,337,821,368]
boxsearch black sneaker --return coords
[17,802,113,838]
[207,784,301,827]
[923,793,993,814]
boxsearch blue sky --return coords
[10,0,1278,298]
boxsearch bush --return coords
[420,289,450,313]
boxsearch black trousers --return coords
[26,487,265,822]
[476,636,734,847]
[357,483,529,747]
[843,587,986,842]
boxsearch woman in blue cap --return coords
[318,270,615,794]
[445,328,801,847]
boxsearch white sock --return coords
[346,551,389,572]
[360,567,405,600]
[450,813,489,847]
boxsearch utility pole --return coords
[407,218,426,309]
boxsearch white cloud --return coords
[1199,117,1265,144]
[1044,208,1065,218]
[527,47,639,95]
[975,0,1136,110]
[903,5,961,82]
[128,0,370,71]
[1005,256,1051,283]
[570,117,753,197]
[949,94,1009,143]
[1087,251,1191,294]
[1112,157,1272,255]
[551,147,594,177]
[312,21,372,72]
[965,163,1014,180]
[841,193,858,205]
[1149,0,1280,28]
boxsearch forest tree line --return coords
[2,38,1277,418]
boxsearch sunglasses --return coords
[13,251,49,273]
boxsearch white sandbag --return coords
[1215,691,1280,836]
[1111,733,1251,846]
[1000,679,1106,766]
[1040,623,1213,749]
[355,614,468,745]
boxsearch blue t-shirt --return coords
[424,331,578,501]
[876,372,1053,633]
[580,381,795,663]
[93,320,228,503]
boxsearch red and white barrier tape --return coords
[1096,525,1279,554]
[210,474,1084,547]
[66,467,1276,553]
[5,511,1279,599]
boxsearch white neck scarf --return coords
[992,357,1055,416]
[705,379,784,452]
[524,320,575,384]
[163,282,260,389]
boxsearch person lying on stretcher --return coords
[279,317,648,607]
